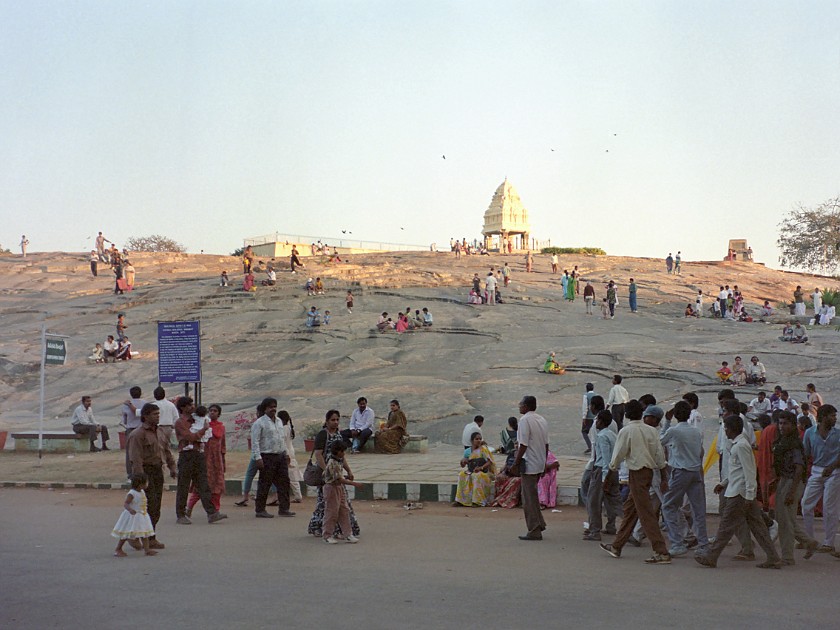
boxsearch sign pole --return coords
[38,322,46,459]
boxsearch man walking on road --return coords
[511,395,549,541]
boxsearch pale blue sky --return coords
[2,1,838,266]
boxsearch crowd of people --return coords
[376,308,433,332]
[88,313,134,362]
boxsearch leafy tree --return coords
[540,246,606,256]
[777,197,840,273]
[124,234,187,253]
[0,243,12,255]
[231,247,244,257]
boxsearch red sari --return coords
[756,424,777,511]
[188,420,226,512]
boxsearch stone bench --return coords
[12,431,90,454]
[360,435,428,454]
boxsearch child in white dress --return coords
[112,473,156,557]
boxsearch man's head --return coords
[751,356,759,364]
[595,410,612,431]
[642,405,664,426]
[153,387,166,401]
[780,390,790,402]
[357,397,367,411]
[474,415,484,426]
[612,374,623,385]
[589,395,605,415]
[817,404,837,429]
[260,397,278,418]
[638,393,657,409]
[585,383,594,393]
[682,392,699,410]
[129,386,141,399]
[81,396,92,409]
[107,335,114,342]
[176,396,194,415]
[723,414,743,440]
[624,399,644,421]
[519,396,537,413]
[672,401,691,423]
[717,389,735,403]
[141,403,160,426]
[757,391,766,401]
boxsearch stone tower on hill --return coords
[482,178,531,251]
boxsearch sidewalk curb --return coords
[2,480,584,505]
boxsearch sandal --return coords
[234,499,249,507]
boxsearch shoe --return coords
[127,539,142,550]
[817,545,835,554]
[626,536,641,548]
[351,449,360,454]
[277,510,296,517]
[325,537,339,544]
[603,527,617,535]
[694,555,716,568]
[185,507,192,518]
[600,543,621,558]
[518,534,542,541]
[311,529,322,537]
[255,511,274,518]
[346,535,359,544]
[90,446,101,452]
[768,520,779,542]
[803,540,818,559]
[147,539,165,550]
[756,561,782,569]
[584,449,592,455]
[669,546,688,557]
[176,516,192,525]
[781,559,795,566]
[208,512,228,524]
[733,552,755,561]
[685,537,699,549]
[644,553,672,564]
[583,532,602,541]
[234,499,249,507]
[101,446,110,451]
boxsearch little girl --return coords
[345,290,354,313]
[323,441,363,544]
[112,473,156,557]
[600,298,609,319]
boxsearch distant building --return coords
[482,179,532,250]
[726,239,754,262]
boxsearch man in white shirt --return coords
[746,391,772,427]
[461,415,484,449]
[746,356,766,384]
[70,395,110,451]
[605,374,630,430]
[103,335,119,362]
[341,397,375,453]
[152,386,178,446]
[718,286,728,318]
[250,397,294,518]
[696,415,781,568]
[485,272,497,305]
[512,395,549,541]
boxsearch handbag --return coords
[303,449,325,487]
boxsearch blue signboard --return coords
[158,321,201,383]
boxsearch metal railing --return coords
[243,232,427,252]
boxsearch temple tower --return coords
[481,179,531,250]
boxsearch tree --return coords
[124,234,187,253]
[777,197,840,273]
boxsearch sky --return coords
[2,1,839,267]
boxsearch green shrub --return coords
[541,247,606,256]
[821,288,840,307]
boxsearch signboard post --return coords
[39,324,69,458]
[157,321,202,400]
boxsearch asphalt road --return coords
[1,488,837,629]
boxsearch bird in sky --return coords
[442,155,446,159]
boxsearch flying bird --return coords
[442,155,446,159]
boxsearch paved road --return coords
[1,488,837,629]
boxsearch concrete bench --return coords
[12,431,90,454]
[360,435,428,454]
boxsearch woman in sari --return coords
[308,409,360,537]
[188,403,226,513]
[374,399,408,454]
[732,356,747,387]
[565,274,576,301]
[538,451,560,508]
[395,313,409,333]
[454,433,496,507]
[493,429,521,508]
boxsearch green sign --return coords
[45,338,67,365]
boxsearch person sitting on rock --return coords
[89,343,104,363]
[759,300,773,317]
[685,303,695,317]
[116,338,133,361]
[306,306,321,328]
[314,277,324,294]
[103,335,119,362]
[468,289,482,305]
[219,271,229,287]
[422,307,433,327]
[261,268,276,286]
[543,352,564,374]
[716,361,732,383]
[242,270,256,292]
[779,323,795,341]
[791,323,808,343]
[305,278,315,295]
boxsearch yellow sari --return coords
[455,445,496,506]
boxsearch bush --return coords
[124,235,186,253]
[821,288,840,307]
[0,244,12,256]
[231,247,245,257]
[541,247,606,256]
